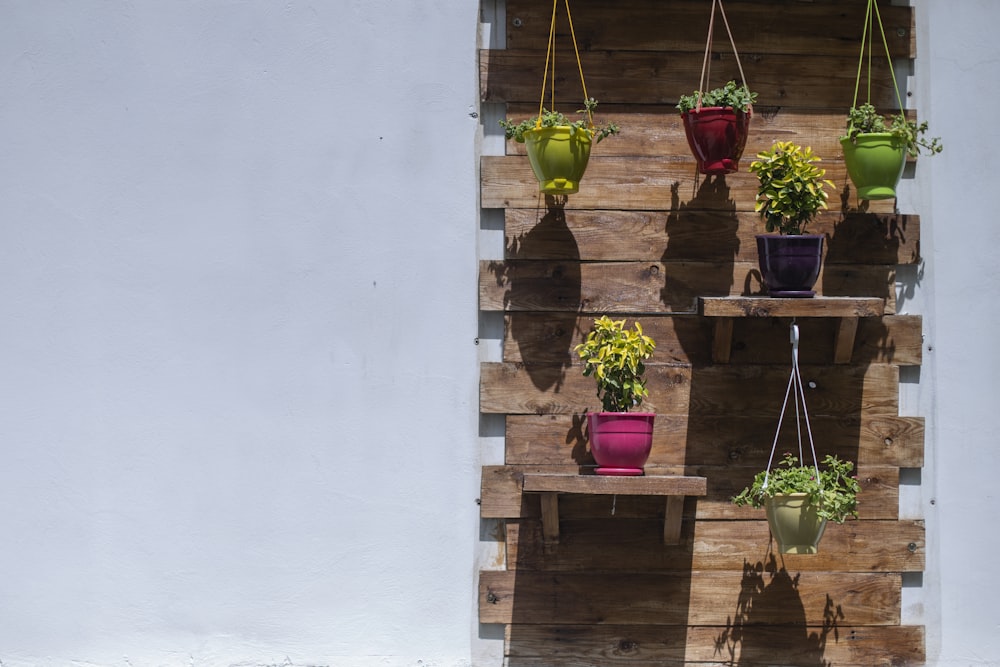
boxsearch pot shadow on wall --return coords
[659,173,740,656]
[714,553,840,666]
[501,197,582,394]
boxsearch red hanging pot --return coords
[682,107,751,175]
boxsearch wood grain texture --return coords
[479,260,897,314]
[481,155,900,214]
[501,206,921,265]
[481,50,902,110]
[499,313,922,367]
[482,465,900,522]
[481,362,900,417]
[502,0,915,58]
[479,569,902,625]
[506,519,925,573]
[478,1,925,661]
[500,624,925,666]
[503,414,925,467]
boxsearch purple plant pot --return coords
[587,412,655,476]
[756,234,824,297]
[681,107,751,175]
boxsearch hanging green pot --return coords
[524,125,593,195]
[840,132,906,200]
[764,493,828,554]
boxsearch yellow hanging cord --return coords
[851,0,906,112]
[563,0,594,129]
[538,0,558,128]
[536,0,593,130]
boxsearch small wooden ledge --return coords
[521,473,708,546]
[699,296,885,364]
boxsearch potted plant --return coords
[748,141,835,297]
[840,102,942,200]
[574,315,656,476]
[732,453,861,554]
[499,98,619,195]
[677,80,757,175]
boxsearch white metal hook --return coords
[790,321,800,366]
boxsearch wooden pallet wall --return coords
[478,1,925,665]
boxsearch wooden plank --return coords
[479,570,901,625]
[482,155,901,214]
[501,207,921,265]
[500,105,922,168]
[499,313,922,367]
[538,492,560,542]
[481,50,902,110]
[701,296,883,318]
[712,318,734,364]
[504,414,925,468]
[524,473,707,496]
[503,0,916,58]
[501,624,925,666]
[482,465,901,521]
[479,260,896,314]
[481,362,900,417]
[507,519,926,573]
[663,496,684,545]
[834,316,861,364]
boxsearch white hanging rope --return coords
[762,322,822,490]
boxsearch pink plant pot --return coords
[587,412,655,476]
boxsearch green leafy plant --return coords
[749,141,835,235]
[574,316,656,413]
[732,453,861,523]
[676,80,758,114]
[842,103,942,158]
[499,98,620,144]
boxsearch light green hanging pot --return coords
[524,125,593,195]
[765,493,828,554]
[840,132,906,200]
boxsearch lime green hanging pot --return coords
[524,125,593,195]
[840,132,906,200]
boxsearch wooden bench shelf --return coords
[699,296,885,364]
[522,473,708,545]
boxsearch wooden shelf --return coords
[699,296,885,364]
[521,473,708,545]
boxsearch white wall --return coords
[3,1,1000,665]
[915,0,1000,664]
[0,2,481,665]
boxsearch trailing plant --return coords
[749,141,835,235]
[676,80,758,114]
[499,98,620,144]
[574,316,655,413]
[842,103,942,158]
[732,453,861,524]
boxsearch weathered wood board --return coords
[478,0,926,663]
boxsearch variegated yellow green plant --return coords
[749,141,835,235]
[574,316,656,413]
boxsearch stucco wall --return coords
[917,0,1000,663]
[0,2,481,665]
[1,1,999,665]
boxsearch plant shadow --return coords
[502,196,582,393]
[715,553,841,666]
